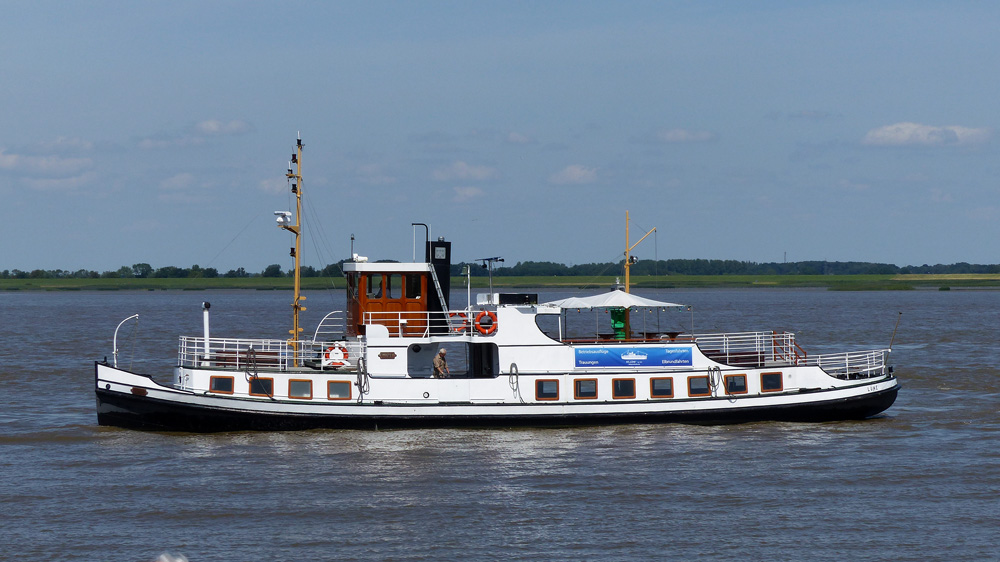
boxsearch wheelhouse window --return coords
[405,275,422,299]
[536,379,559,401]
[289,379,313,399]
[650,377,673,398]
[574,379,598,400]
[387,274,402,298]
[328,381,352,400]
[209,376,234,394]
[725,374,748,395]
[612,378,636,399]
[688,376,711,397]
[761,372,783,393]
[367,275,383,298]
[249,377,274,397]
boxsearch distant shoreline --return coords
[3,274,998,292]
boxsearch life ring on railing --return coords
[324,345,349,367]
[449,312,469,333]
[475,310,498,336]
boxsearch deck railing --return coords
[362,310,469,336]
[692,331,888,377]
[178,336,363,371]
[693,331,802,367]
[804,349,890,378]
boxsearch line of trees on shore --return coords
[4,259,1000,280]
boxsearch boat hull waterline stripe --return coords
[96,363,898,432]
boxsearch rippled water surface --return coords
[1,288,998,561]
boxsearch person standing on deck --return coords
[433,348,449,378]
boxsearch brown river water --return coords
[0,288,997,561]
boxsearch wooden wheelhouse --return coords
[343,239,453,338]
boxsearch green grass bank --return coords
[4,274,1000,291]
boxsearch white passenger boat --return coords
[94,138,899,432]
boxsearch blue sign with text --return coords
[575,346,693,368]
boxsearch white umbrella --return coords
[542,290,684,309]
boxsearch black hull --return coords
[96,381,899,433]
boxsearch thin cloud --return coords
[160,173,195,190]
[788,110,839,121]
[549,164,597,185]
[138,136,206,150]
[0,149,92,176]
[838,179,870,191]
[453,186,484,202]
[930,188,952,203]
[862,122,991,146]
[354,164,397,186]
[25,171,97,191]
[195,119,253,136]
[259,177,287,194]
[969,205,1000,220]
[433,161,498,181]
[37,136,95,152]
[767,110,841,121]
[506,132,532,144]
[138,119,253,150]
[656,128,716,143]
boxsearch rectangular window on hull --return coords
[249,377,274,397]
[289,379,312,399]
[688,376,710,397]
[328,381,352,400]
[536,380,559,401]
[650,377,673,398]
[574,379,598,399]
[612,378,636,399]
[725,374,748,395]
[209,376,234,394]
[761,372,783,392]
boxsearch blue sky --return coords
[2,1,998,272]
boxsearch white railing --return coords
[693,331,804,366]
[805,349,890,378]
[692,331,888,378]
[313,310,346,342]
[362,309,470,336]
[178,336,364,371]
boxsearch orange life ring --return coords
[474,310,498,336]
[449,312,469,333]
[324,345,349,367]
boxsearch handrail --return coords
[177,335,364,371]
[805,348,889,377]
[362,309,475,337]
[312,310,345,342]
[113,314,139,368]
[692,331,803,368]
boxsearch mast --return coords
[623,210,656,293]
[622,210,656,340]
[279,134,306,364]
